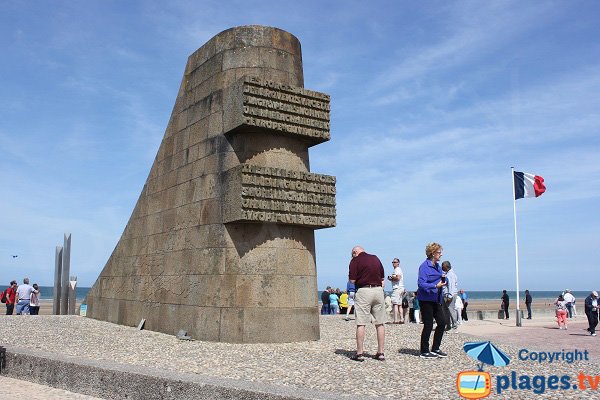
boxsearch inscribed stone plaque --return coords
[223,164,336,228]
[224,77,330,144]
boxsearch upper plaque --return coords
[224,77,331,145]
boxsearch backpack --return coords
[0,290,6,303]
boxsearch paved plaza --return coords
[0,314,597,399]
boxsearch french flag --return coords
[514,171,546,200]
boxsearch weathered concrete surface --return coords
[84,26,336,343]
[1,346,348,400]
[0,315,595,399]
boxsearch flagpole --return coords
[511,167,522,327]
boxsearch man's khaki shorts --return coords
[355,286,386,325]
[391,287,405,305]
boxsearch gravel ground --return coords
[0,315,596,399]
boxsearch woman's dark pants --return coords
[420,300,445,354]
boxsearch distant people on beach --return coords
[29,284,41,315]
[412,292,421,324]
[584,291,598,337]
[501,290,510,319]
[345,280,356,321]
[4,280,17,315]
[441,261,459,330]
[563,290,575,318]
[554,294,568,330]
[417,242,447,360]
[329,290,340,314]
[16,277,35,315]
[459,289,468,321]
[388,258,405,324]
[454,293,463,325]
[525,289,533,319]
[321,286,331,315]
[402,292,409,322]
[339,290,348,315]
[572,297,578,317]
[348,245,385,361]
[384,294,392,314]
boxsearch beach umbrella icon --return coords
[463,341,510,370]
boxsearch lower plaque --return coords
[223,164,336,228]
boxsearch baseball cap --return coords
[592,291,598,297]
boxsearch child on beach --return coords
[555,294,568,330]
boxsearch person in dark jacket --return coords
[321,286,331,315]
[525,290,533,319]
[501,290,510,319]
[584,291,599,336]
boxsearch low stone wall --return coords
[0,346,344,400]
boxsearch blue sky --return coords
[1,1,599,292]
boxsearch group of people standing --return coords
[345,242,461,361]
[320,283,356,321]
[555,290,599,336]
[2,278,40,315]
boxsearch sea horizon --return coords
[31,286,595,303]
[319,289,593,301]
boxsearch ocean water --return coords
[37,286,91,302]
[31,286,593,304]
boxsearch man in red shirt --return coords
[5,280,17,315]
[348,246,386,361]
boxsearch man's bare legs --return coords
[356,324,366,354]
[392,304,405,323]
[356,324,385,355]
[376,323,385,353]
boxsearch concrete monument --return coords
[85,26,336,343]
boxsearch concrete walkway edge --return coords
[1,345,361,400]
